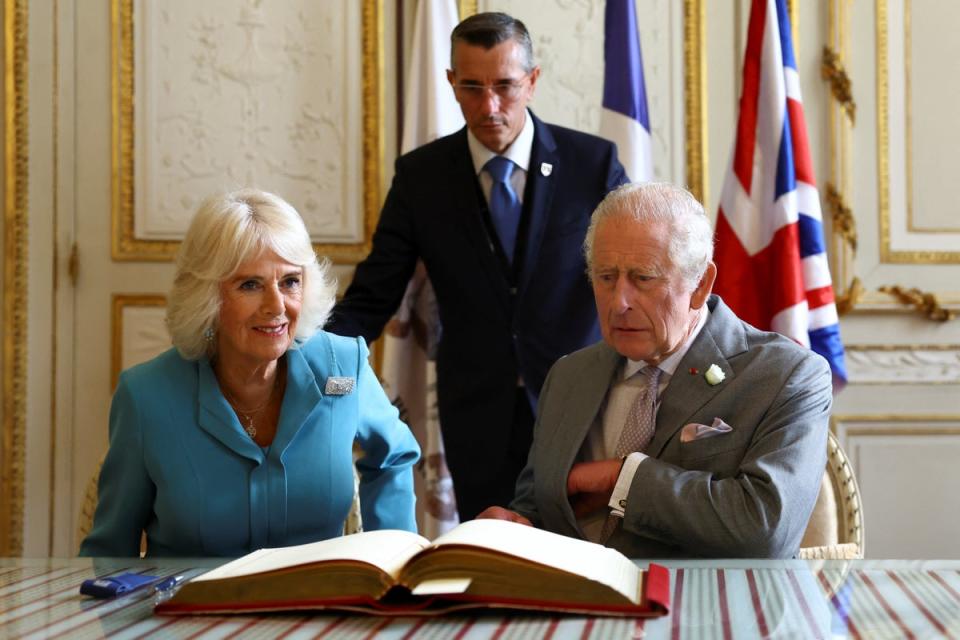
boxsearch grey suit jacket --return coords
[510,295,831,558]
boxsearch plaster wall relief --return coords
[114,0,380,263]
[845,346,960,384]
[133,0,361,244]
[477,0,688,186]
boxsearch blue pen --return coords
[154,574,187,593]
[152,574,188,604]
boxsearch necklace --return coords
[222,376,279,439]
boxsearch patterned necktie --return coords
[484,156,521,264]
[614,366,663,458]
[600,365,662,543]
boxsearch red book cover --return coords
[155,521,671,618]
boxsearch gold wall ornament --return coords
[835,277,864,316]
[111,0,384,264]
[821,46,856,124]
[824,181,859,316]
[824,182,857,253]
[878,286,956,322]
[684,0,706,206]
[357,0,383,264]
[2,0,28,557]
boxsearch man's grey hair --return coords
[450,12,536,73]
[583,182,715,287]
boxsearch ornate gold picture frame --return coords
[2,0,28,557]
[684,0,706,205]
[110,0,384,264]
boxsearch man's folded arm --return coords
[619,355,832,558]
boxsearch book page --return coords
[429,520,641,603]
[194,530,431,583]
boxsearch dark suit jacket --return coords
[328,113,627,505]
[510,296,832,558]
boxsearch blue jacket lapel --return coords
[518,114,559,297]
[272,347,324,458]
[195,349,326,465]
[196,359,263,463]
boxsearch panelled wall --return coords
[2,0,958,558]
[487,0,960,559]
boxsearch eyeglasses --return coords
[453,76,530,102]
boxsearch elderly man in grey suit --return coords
[479,182,831,558]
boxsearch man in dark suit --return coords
[327,12,627,520]
[480,183,831,558]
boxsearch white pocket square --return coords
[680,417,733,443]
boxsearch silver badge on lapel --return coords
[540,162,553,177]
[324,377,355,395]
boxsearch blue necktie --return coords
[484,156,521,264]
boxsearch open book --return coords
[156,519,669,617]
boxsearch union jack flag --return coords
[713,0,847,387]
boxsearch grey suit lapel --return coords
[648,297,748,457]
[270,347,324,458]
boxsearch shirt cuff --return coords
[608,452,648,517]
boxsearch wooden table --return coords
[2,557,959,638]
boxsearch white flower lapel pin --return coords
[704,364,726,386]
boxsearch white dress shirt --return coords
[467,110,535,388]
[578,307,711,542]
[467,108,535,207]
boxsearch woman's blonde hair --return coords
[166,188,337,360]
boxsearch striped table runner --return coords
[1,563,959,639]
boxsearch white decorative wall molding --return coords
[831,415,960,558]
[844,346,960,384]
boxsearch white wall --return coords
[4,0,959,558]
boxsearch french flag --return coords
[599,0,652,182]
[713,0,847,386]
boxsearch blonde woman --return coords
[80,189,419,557]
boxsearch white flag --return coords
[381,0,464,538]
[401,0,463,154]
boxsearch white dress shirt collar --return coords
[467,108,535,175]
[622,305,711,382]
